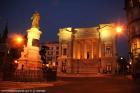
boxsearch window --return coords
[104,44,112,57]
[51,47,53,50]
[48,47,53,50]
[56,46,59,50]
[56,56,59,60]
[56,51,59,55]
[106,65,112,72]
[134,43,137,49]
[63,48,67,55]
[48,51,53,55]
[47,57,52,61]
[47,57,50,60]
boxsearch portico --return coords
[57,24,117,74]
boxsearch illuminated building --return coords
[57,23,118,74]
[43,41,59,66]
[125,0,140,77]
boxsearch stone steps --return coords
[73,61,99,74]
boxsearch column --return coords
[81,40,84,59]
[84,40,87,59]
[75,40,78,59]
[91,40,93,59]
[73,39,75,59]
[77,40,80,59]
[95,40,98,58]
[97,39,100,58]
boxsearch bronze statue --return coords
[31,11,40,28]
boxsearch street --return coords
[0,75,140,93]
[45,76,140,93]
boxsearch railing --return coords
[14,70,43,82]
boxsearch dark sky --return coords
[0,0,128,57]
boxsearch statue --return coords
[31,11,40,28]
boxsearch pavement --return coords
[45,75,140,93]
[0,80,67,90]
[58,73,133,79]
[0,74,137,93]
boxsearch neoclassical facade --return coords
[57,23,118,74]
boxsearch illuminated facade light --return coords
[101,30,110,38]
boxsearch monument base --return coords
[15,59,44,81]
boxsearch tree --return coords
[2,24,8,43]
[2,34,25,80]
[117,57,128,74]
[39,46,47,64]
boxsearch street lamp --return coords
[116,26,123,33]
[8,34,24,48]
[16,37,23,44]
[14,60,18,64]
[14,35,24,46]
[120,57,124,60]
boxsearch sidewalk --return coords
[0,80,66,90]
[58,73,133,80]
[57,73,113,77]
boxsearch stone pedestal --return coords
[16,27,43,81]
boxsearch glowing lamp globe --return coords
[116,26,122,33]
[14,60,18,64]
[16,36,23,43]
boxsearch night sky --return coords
[0,0,128,57]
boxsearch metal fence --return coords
[14,70,43,82]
